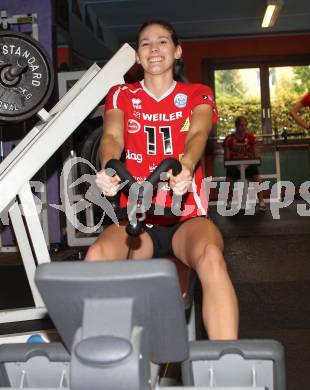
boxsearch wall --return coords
[181,34,310,83]
[57,46,71,69]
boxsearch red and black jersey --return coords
[104,80,218,223]
[301,92,310,107]
[224,132,256,160]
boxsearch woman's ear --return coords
[136,53,141,64]
[175,45,182,60]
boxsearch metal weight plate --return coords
[0,31,55,122]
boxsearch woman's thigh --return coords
[90,221,154,260]
[172,217,224,268]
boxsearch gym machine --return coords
[0,259,286,389]
[0,30,136,322]
[0,30,286,389]
[0,11,48,252]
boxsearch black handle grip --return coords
[146,158,182,186]
[105,158,184,237]
[105,159,136,189]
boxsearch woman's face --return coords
[236,119,248,134]
[136,24,182,76]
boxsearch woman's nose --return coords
[151,43,159,52]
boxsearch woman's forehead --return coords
[139,24,170,39]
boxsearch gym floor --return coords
[207,200,310,390]
[0,200,309,389]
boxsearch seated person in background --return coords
[223,116,267,211]
[289,92,310,130]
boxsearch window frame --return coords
[203,54,310,140]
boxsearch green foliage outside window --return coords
[292,66,310,93]
[215,66,310,139]
[216,95,261,138]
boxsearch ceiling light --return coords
[261,0,284,28]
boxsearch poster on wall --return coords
[0,0,61,244]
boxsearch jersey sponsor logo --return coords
[142,111,182,122]
[133,111,141,119]
[157,181,171,194]
[174,93,187,108]
[149,163,157,172]
[203,94,212,101]
[180,117,190,132]
[132,98,142,109]
[159,183,171,191]
[126,149,143,163]
[127,119,141,133]
[134,175,147,183]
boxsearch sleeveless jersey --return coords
[224,132,256,160]
[105,80,218,224]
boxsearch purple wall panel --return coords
[0,0,53,57]
[1,0,62,244]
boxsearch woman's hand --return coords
[95,169,121,197]
[168,161,193,196]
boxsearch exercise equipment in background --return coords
[0,42,136,324]
[0,7,54,252]
[0,31,54,123]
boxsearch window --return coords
[205,58,310,141]
[269,65,310,138]
[214,68,261,139]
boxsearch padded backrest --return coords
[35,259,189,363]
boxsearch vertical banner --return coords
[0,0,53,57]
[1,0,62,244]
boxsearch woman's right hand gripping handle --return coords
[95,164,123,197]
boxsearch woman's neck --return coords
[143,73,175,98]
[235,130,245,140]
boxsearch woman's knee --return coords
[85,241,106,261]
[195,243,227,277]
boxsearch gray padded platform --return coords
[182,339,286,390]
[35,259,188,363]
[0,343,70,388]
[0,259,286,389]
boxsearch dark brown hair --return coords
[136,20,180,48]
[235,116,248,127]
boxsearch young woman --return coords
[224,115,267,211]
[85,20,238,340]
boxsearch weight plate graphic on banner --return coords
[0,31,54,122]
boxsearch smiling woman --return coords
[85,20,239,341]
[135,21,182,81]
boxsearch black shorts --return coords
[144,217,207,258]
[226,165,259,180]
